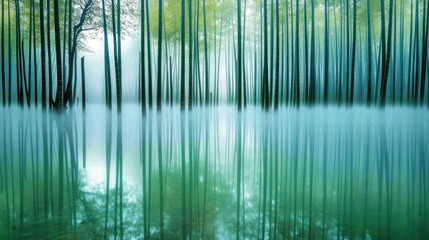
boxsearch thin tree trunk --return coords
[103,0,112,108]
[294,0,300,106]
[203,0,209,105]
[53,0,64,110]
[81,56,86,110]
[262,0,269,109]
[156,0,163,110]
[237,0,242,109]
[146,0,153,108]
[274,0,280,109]
[180,0,185,110]
[1,0,4,104]
[188,0,193,109]
[350,0,357,104]
[324,0,329,104]
[366,0,372,105]
[380,0,395,106]
[40,0,47,108]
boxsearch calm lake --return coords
[0,105,428,239]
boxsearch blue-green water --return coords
[0,105,428,239]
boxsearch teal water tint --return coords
[0,105,428,239]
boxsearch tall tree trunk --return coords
[310,0,316,104]
[366,0,372,105]
[40,0,47,108]
[103,0,112,108]
[1,0,4,104]
[139,1,145,111]
[33,0,38,106]
[140,0,145,111]
[53,0,64,110]
[180,0,185,110]
[324,0,329,104]
[380,0,395,106]
[237,0,242,109]
[420,0,429,103]
[7,0,11,104]
[146,0,153,108]
[203,0,209,105]
[81,56,86,110]
[294,0,300,106]
[47,0,53,107]
[27,0,34,106]
[117,0,123,111]
[304,0,309,104]
[274,0,280,109]
[350,0,357,104]
[262,0,269,109]
[188,0,193,109]
[156,0,163,110]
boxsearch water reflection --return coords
[0,105,428,239]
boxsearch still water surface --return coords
[0,105,428,239]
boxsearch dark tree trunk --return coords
[180,0,185,110]
[237,0,242,110]
[262,0,269,109]
[81,56,86,110]
[40,0,47,108]
[350,0,357,104]
[188,0,193,109]
[366,0,372,105]
[53,0,64,110]
[1,0,4,104]
[146,0,153,108]
[274,0,280,109]
[103,0,112,108]
[324,0,329,104]
[294,0,300,106]
[380,0,395,106]
[203,0,209,105]
[156,0,163,110]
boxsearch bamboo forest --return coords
[0,0,428,239]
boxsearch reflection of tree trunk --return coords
[3,119,10,226]
[114,113,123,239]
[57,117,65,217]
[64,114,78,226]
[180,115,186,238]
[140,115,148,239]
[157,115,164,235]
[9,115,16,226]
[202,113,210,237]
[308,120,315,236]
[104,111,112,239]
[261,119,268,239]
[42,111,49,221]
[188,112,193,234]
